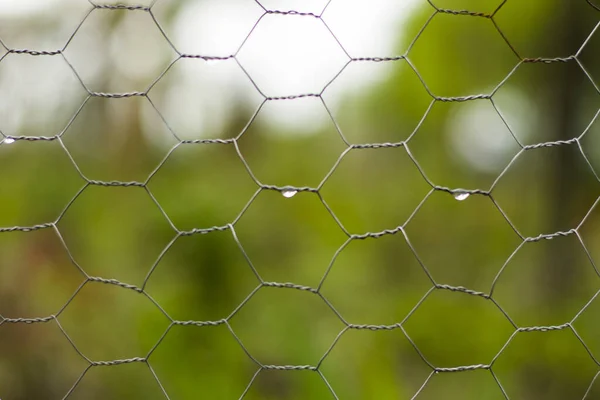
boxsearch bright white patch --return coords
[170,0,263,56]
[453,192,470,201]
[168,0,421,133]
[282,190,298,198]
[0,0,63,17]
[236,14,349,96]
[323,0,419,57]
[258,98,333,136]
[1,0,423,136]
[448,97,524,174]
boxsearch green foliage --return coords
[1,1,600,399]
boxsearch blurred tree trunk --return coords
[541,4,590,300]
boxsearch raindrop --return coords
[282,190,298,198]
[205,59,223,66]
[453,192,470,201]
[4,138,15,144]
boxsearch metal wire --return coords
[0,0,599,399]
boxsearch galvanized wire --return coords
[0,0,600,399]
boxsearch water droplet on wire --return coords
[206,59,222,66]
[4,138,15,144]
[454,192,470,201]
[282,190,298,198]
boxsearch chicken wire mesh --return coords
[0,0,600,399]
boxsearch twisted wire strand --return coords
[2,1,599,399]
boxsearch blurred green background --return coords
[1,0,600,399]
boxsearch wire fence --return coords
[1,0,600,399]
